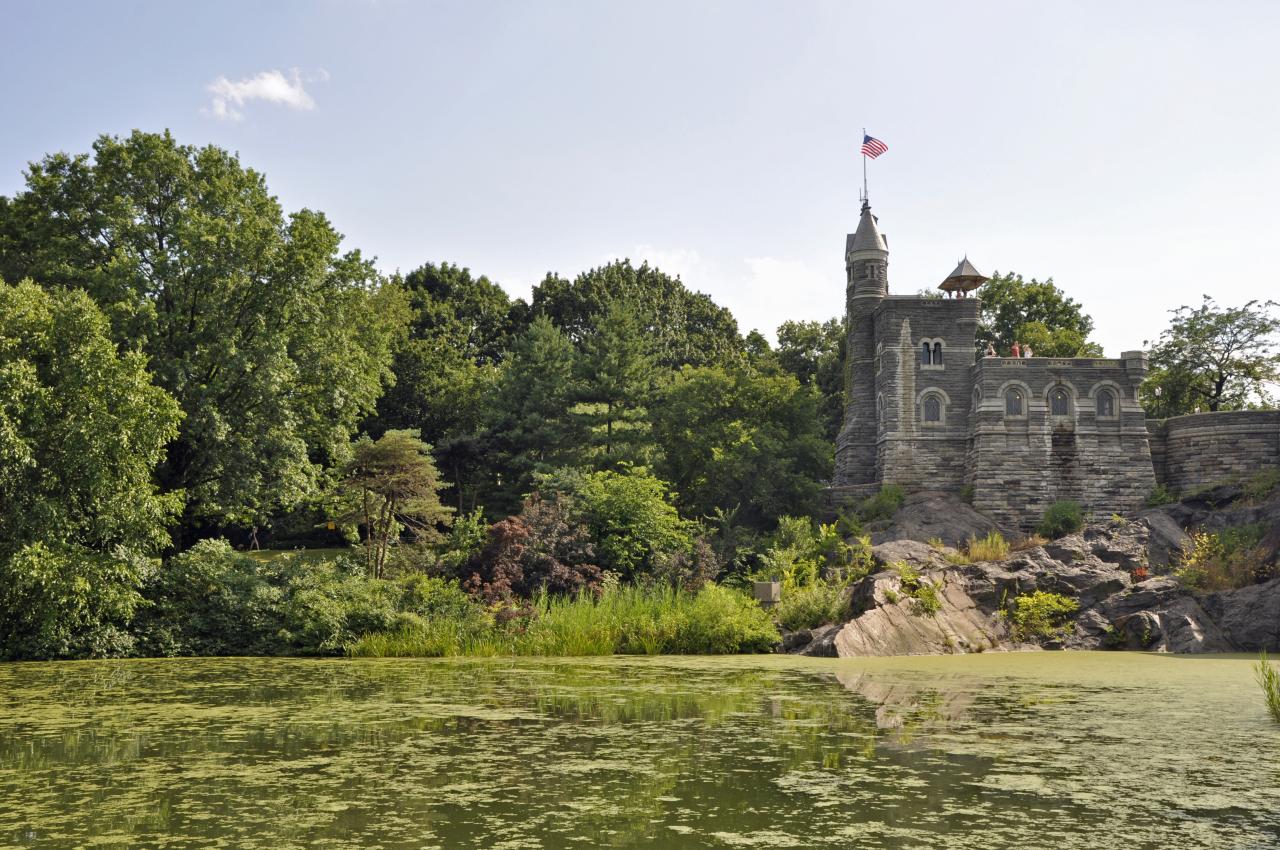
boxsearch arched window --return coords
[1050,387,1071,416]
[1096,389,1116,418]
[921,342,932,365]
[933,342,943,365]
[923,396,941,423]
[1005,389,1024,416]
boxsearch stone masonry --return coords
[831,202,1280,530]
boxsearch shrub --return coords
[1175,525,1271,591]
[1145,485,1176,507]
[859,485,905,522]
[965,532,1010,562]
[1036,501,1085,539]
[0,543,149,660]
[1008,591,1078,641]
[1241,469,1280,504]
[775,580,848,631]
[1256,651,1280,724]
[889,561,942,616]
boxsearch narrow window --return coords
[924,396,941,423]
[921,342,932,365]
[1005,389,1023,416]
[933,342,943,366]
[1097,389,1115,417]
[1051,388,1070,416]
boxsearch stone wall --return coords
[1147,411,1280,493]
[873,297,979,491]
[967,355,1155,530]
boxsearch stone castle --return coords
[831,200,1280,530]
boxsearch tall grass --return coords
[347,583,780,657]
[1257,651,1280,723]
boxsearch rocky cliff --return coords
[786,489,1280,657]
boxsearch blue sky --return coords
[3,0,1278,354]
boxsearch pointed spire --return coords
[848,200,887,253]
[939,255,988,293]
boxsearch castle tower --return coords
[834,200,888,485]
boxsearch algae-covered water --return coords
[0,653,1276,849]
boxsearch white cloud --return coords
[204,68,322,121]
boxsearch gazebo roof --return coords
[939,256,988,292]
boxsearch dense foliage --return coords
[1142,296,1280,417]
[2,128,1267,661]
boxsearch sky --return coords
[3,0,1279,355]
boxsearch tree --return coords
[0,130,408,533]
[0,280,182,659]
[650,365,832,529]
[538,466,695,580]
[460,494,601,605]
[339,430,453,578]
[775,318,846,441]
[531,259,743,368]
[1143,296,1280,416]
[485,316,586,512]
[574,299,656,465]
[977,272,1102,356]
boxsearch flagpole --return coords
[861,127,868,202]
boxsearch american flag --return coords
[861,134,888,159]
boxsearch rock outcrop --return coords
[786,514,1280,657]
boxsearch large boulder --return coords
[869,490,1005,549]
[1201,578,1280,650]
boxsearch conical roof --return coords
[939,255,988,292]
[847,201,887,253]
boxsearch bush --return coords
[858,485,905,522]
[965,532,1010,561]
[1008,591,1078,641]
[775,581,848,631]
[0,543,148,660]
[1241,469,1280,504]
[1256,651,1280,724]
[1036,501,1085,539]
[137,539,489,656]
[1175,525,1271,591]
[888,561,942,616]
[1145,485,1176,507]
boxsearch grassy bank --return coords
[348,583,779,657]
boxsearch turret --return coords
[834,201,889,486]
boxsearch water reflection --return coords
[0,654,1276,848]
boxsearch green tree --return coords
[650,365,832,529]
[775,318,845,441]
[1143,296,1280,416]
[339,430,453,578]
[539,466,695,580]
[574,300,656,465]
[531,259,743,368]
[977,272,1101,356]
[0,280,182,659]
[0,130,408,532]
[485,316,585,512]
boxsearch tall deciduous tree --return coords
[0,131,408,533]
[531,259,743,368]
[0,280,182,659]
[650,365,831,529]
[977,272,1101,356]
[1143,296,1280,416]
[339,430,453,578]
[775,318,845,441]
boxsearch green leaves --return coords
[976,272,1099,356]
[0,131,406,528]
[1143,296,1280,416]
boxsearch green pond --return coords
[1,653,1277,849]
